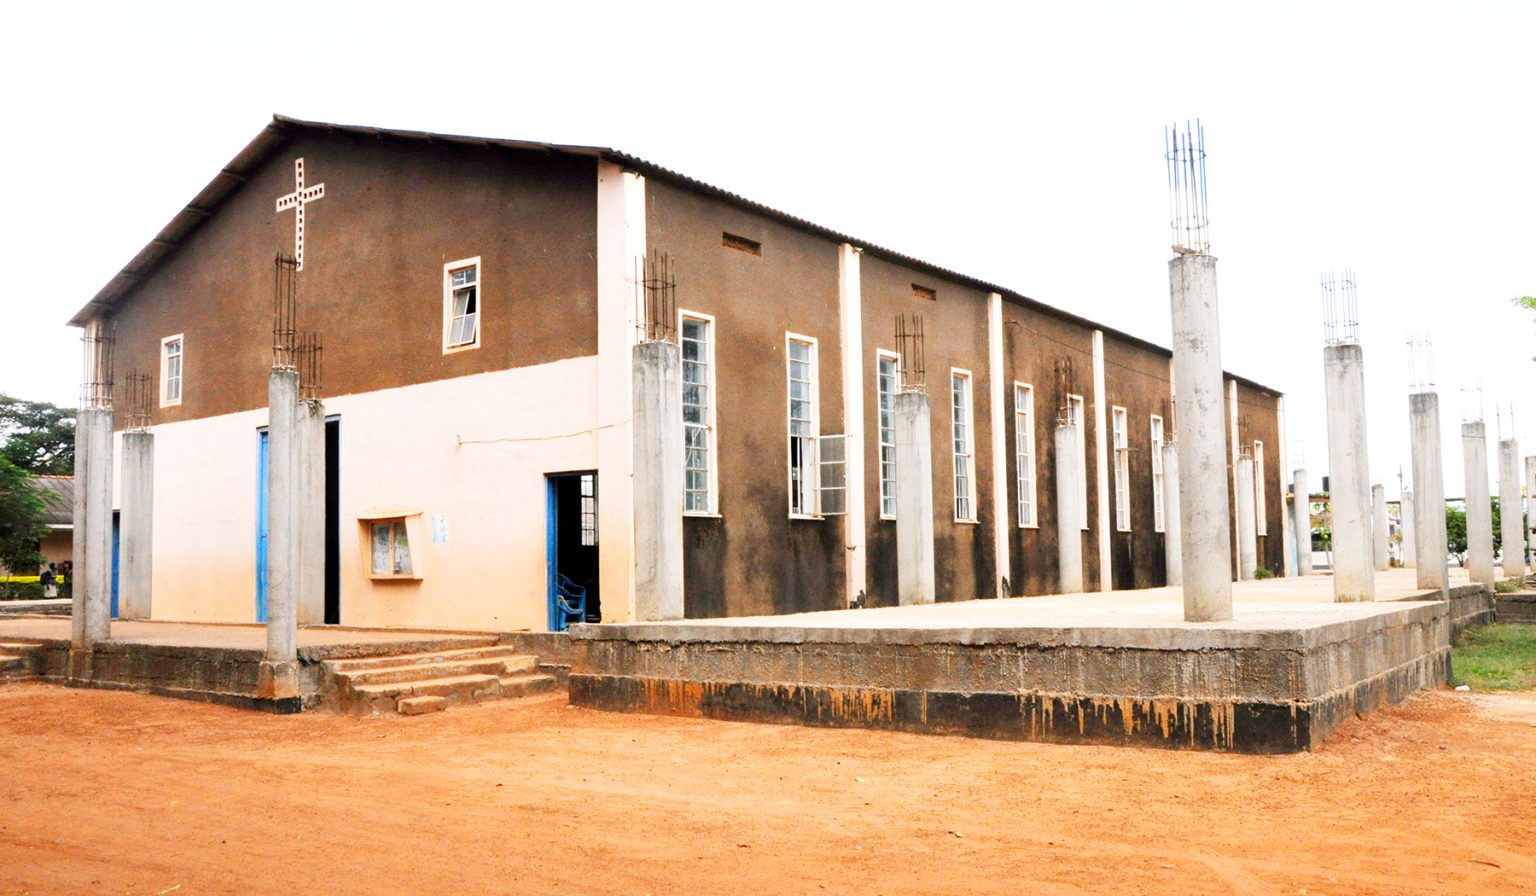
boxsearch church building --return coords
[70,115,1288,634]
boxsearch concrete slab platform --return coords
[569,569,1492,753]
[0,619,503,713]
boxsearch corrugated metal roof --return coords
[70,114,1282,397]
[30,475,73,527]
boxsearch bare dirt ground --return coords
[1,684,1532,896]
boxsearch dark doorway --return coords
[323,416,341,624]
[546,471,599,629]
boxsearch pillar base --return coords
[257,660,302,701]
[66,646,95,685]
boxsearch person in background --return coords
[40,562,59,598]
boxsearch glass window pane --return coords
[392,521,412,575]
[371,524,391,575]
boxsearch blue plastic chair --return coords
[554,574,588,631]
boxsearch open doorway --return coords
[546,471,599,630]
[255,419,342,624]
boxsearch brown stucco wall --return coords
[860,256,996,605]
[998,300,1100,594]
[1101,331,1174,590]
[106,132,599,425]
[646,180,846,618]
[1235,382,1286,575]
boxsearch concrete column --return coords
[632,340,684,620]
[1235,457,1257,579]
[1091,330,1111,590]
[1462,421,1494,585]
[71,406,114,657]
[894,391,935,605]
[837,244,867,609]
[70,403,89,651]
[1499,437,1524,582]
[1323,343,1374,601]
[1292,469,1312,576]
[1525,455,1536,562]
[296,399,326,625]
[595,161,643,621]
[1162,441,1182,587]
[1055,422,1083,594]
[1401,488,1416,568]
[1372,484,1389,571]
[1227,379,1241,579]
[987,293,1011,597]
[119,430,153,620]
[262,368,300,699]
[1168,253,1232,621]
[1409,392,1447,596]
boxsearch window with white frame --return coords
[443,257,481,351]
[1014,383,1036,527]
[1112,406,1130,531]
[877,351,899,519]
[1068,394,1087,529]
[1151,415,1166,533]
[160,334,184,407]
[579,473,598,547]
[681,313,716,514]
[952,370,976,522]
[787,335,819,517]
[1254,440,1267,535]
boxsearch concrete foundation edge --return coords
[568,646,1448,755]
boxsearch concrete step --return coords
[323,644,526,675]
[397,695,449,716]
[499,672,559,698]
[347,673,504,715]
[337,654,537,687]
[0,642,43,679]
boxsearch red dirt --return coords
[1,683,1532,895]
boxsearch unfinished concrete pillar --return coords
[261,368,301,698]
[894,391,935,605]
[1372,484,1389,571]
[1235,456,1258,580]
[632,340,684,621]
[1526,455,1536,566]
[71,405,114,661]
[1462,421,1494,585]
[1499,437,1524,582]
[1168,253,1233,621]
[1055,422,1084,594]
[1401,488,1416,568]
[118,430,153,620]
[1162,441,1182,587]
[1292,468,1312,576]
[1324,343,1374,601]
[1409,392,1447,596]
[296,399,327,625]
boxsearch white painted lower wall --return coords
[119,356,606,632]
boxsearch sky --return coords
[2,0,1532,498]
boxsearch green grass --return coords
[1494,579,1521,593]
[1452,624,1536,691]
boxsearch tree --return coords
[0,455,47,574]
[1446,506,1467,565]
[0,394,75,475]
[1513,297,1536,361]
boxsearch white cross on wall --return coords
[274,158,325,271]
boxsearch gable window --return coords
[1254,440,1267,536]
[443,257,481,352]
[952,369,976,522]
[877,351,899,519]
[1068,394,1087,530]
[1151,415,1166,533]
[1112,406,1130,531]
[1014,383,1036,528]
[160,334,184,407]
[682,312,716,515]
[787,334,819,517]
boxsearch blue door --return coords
[110,512,121,619]
[255,429,269,623]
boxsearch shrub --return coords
[1253,567,1274,579]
